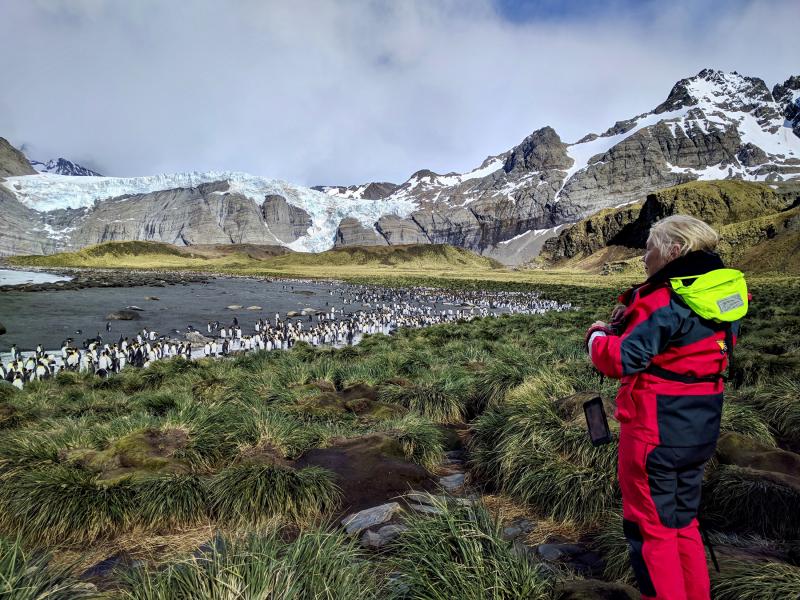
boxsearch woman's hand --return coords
[591,320,608,328]
[610,304,626,323]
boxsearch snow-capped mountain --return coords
[29,157,102,177]
[326,69,800,261]
[1,69,798,261]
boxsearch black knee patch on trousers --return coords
[623,518,657,597]
[645,443,716,529]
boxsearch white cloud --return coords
[0,0,797,186]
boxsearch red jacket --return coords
[589,251,737,447]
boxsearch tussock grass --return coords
[133,474,209,531]
[719,399,776,446]
[0,536,96,599]
[0,273,796,600]
[335,356,395,387]
[746,377,800,448]
[470,387,619,525]
[472,349,539,411]
[379,373,470,424]
[0,466,135,545]
[120,529,382,600]
[242,408,324,460]
[389,495,555,599]
[390,414,445,470]
[593,510,635,584]
[0,429,61,474]
[167,402,255,468]
[209,464,340,526]
[711,560,800,600]
[702,465,800,540]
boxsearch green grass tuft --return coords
[120,529,382,600]
[133,474,209,531]
[0,466,135,545]
[0,536,96,599]
[702,465,800,540]
[389,495,555,599]
[209,463,340,526]
[711,559,800,600]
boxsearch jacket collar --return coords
[646,250,726,286]
[619,250,726,304]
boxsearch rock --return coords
[80,551,139,580]
[245,306,262,310]
[105,310,141,321]
[536,543,604,576]
[334,217,388,247]
[555,579,639,600]
[185,331,212,343]
[227,305,243,310]
[439,473,465,493]
[144,296,160,301]
[404,491,438,506]
[0,321,5,335]
[261,194,312,243]
[517,519,536,533]
[503,126,573,174]
[341,502,403,535]
[407,503,444,515]
[403,492,473,508]
[375,214,431,245]
[0,137,37,177]
[360,524,407,549]
[503,526,522,540]
[716,432,800,477]
[537,543,568,562]
[774,75,800,138]
[286,311,300,317]
[541,204,642,262]
[125,305,144,311]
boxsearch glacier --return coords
[1,171,419,253]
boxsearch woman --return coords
[585,215,747,600]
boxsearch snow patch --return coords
[557,109,689,200]
[498,226,562,245]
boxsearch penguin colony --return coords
[1,284,572,390]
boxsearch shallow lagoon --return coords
[0,277,364,351]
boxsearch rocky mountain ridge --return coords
[29,157,102,177]
[2,69,799,262]
[0,137,37,178]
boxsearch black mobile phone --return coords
[583,395,612,446]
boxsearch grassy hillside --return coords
[9,241,290,271]
[267,244,502,270]
[8,241,504,279]
[539,179,800,276]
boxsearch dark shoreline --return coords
[0,266,210,293]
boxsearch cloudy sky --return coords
[1,0,798,186]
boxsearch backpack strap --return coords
[725,323,738,389]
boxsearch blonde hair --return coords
[647,215,719,258]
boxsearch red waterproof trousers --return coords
[618,431,716,600]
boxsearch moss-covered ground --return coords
[0,274,798,598]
